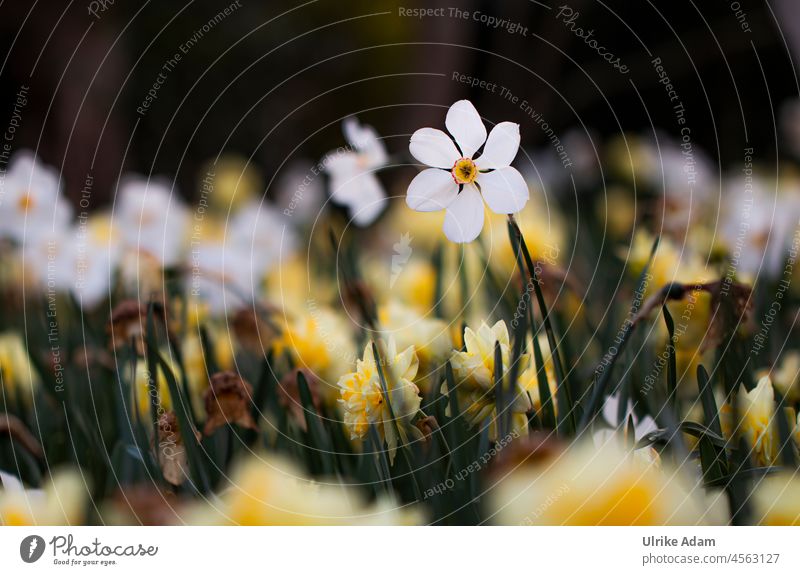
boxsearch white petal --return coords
[409,128,460,168]
[342,117,387,168]
[324,150,359,179]
[475,122,520,169]
[348,174,386,227]
[443,185,484,243]
[446,100,487,158]
[478,167,529,214]
[406,168,458,212]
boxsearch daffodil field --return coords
[1,2,800,530]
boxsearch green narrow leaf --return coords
[144,307,161,445]
[579,235,660,430]
[493,341,509,441]
[370,342,422,500]
[147,343,210,493]
[662,306,678,412]
[432,241,444,319]
[698,436,727,485]
[696,365,721,436]
[297,370,335,476]
[773,388,798,468]
[507,218,574,434]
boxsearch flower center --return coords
[17,192,35,213]
[451,158,478,185]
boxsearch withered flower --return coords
[107,300,166,355]
[487,433,562,477]
[156,411,200,486]
[110,485,181,525]
[231,308,276,355]
[203,371,257,436]
[414,415,439,441]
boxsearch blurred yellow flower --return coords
[338,338,421,462]
[487,199,565,273]
[490,439,726,525]
[203,154,263,213]
[752,472,800,525]
[132,357,175,418]
[183,453,423,525]
[275,307,355,403]
[0,332,39,403]
[0,469,87,525]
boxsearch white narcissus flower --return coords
[324,117,388,226]
[115,176,189,268]
[406,100,529,243]
[0,151,72,243]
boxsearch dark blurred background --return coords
[0,0,796,206]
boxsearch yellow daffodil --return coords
[0,332,39,404]
[275,307,355,403]
[720,376,796,467]
[338,338,422,462]
[0,469,87,525]
[378,302,452,393]
[490,439,726,525]
[447,320,531,439]
[518,334,559,418]
[771,351,800,403]
[752,472,800,525]
[132,356,177,418]
[182,453,423,525]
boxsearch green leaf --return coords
[696,365,722,436]
[680,421,727,447]
[579,235,660,430]
[662,306,677,412]
[146,343,210,493]
[507,218,574,434]
[297,370,335,476]
[493,341,509,441]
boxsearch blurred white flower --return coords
[721,174,800,279]
[0,151,72,243]
[324,117,388,226]
[115,176,189,268]
[406,100,528,243]
[274,160,325,226]
[190,240,257,315]
[72,213,123,308]
[191,201,296,315]
[229,200,296,276]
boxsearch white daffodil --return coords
[600,393,659,442]
[0,151,72,243]
[190,240,259,315]
[274,160,325,226]
[115,176,189,268]
[190,201,295,315]
[228,200,297,277]
[406,100,529,243]
[324,117,388,226]
[721,174,800,280]
[72,213,123,308]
